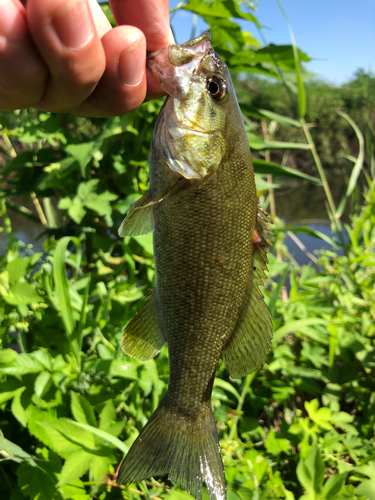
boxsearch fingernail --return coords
[0,0,28,42]
[52,0,94,49]
[118,40,146,87]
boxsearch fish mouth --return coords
[146,32,213,95]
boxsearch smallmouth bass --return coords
[117,32,272,500]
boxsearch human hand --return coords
[0,0,173,116]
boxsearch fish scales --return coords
[117,32,272,500]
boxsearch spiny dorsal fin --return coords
[223,205,272,379]
[121,290,166,361]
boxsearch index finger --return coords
[109,0,173,51]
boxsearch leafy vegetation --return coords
[0,1,374,499]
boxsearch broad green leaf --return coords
[231,44,311,71]
[1,354,44,375]
[3,281,41,305]
[320,473,347,500]
[66,141,96,177]
[57,449,93,487]
[305,399,332,430]
[356,480,375,500]
[61,480,90,500]
[71,392,96,427]
[17,463,62,500]
[183,0,261,26]
[0,348,17,364]
[264,428,290,455]
[28,408,57,450]
[6,256,31,284]
[39,418,96,455]
[296,445,325,495]
[132,233,154,255]
[34,371,52,398]
[11,388,30,426]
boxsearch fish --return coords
[117,32,272,500]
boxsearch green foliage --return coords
[1,1,374,499]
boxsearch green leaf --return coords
[1,353,44,376]
[66,141,96,177]
[336,112,365,218]
[69,421,129,455]
[34,371,52,398]
[266,264,289,316]
[53,236,81,338]
[17,463,63,500]
[213,378,241,402]
[0,434,37,465]
[3,281,41,305]
[279,225,338,248]
[71,392,96,427]
[253,159,321,184]
[61,480,90,500]
[6,256,32,284]
[39,418,96,456]
[183,0,261,26]
[275,1,306,117]
[11,387,30,426]
[0,348,17,365]
[273,318,328,345]
[356,480,375,500]
[296,445,325,495]
[264,428,290,455]
[247,132,311,151]
[57,449,93,487]
[320,473,347,500]
[0,386,26,405]
[305,399,332,430]
[241,104,301,127]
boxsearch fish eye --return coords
[206,77,227,100]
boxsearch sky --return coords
[170,0,375,84]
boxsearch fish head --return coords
[148,32,246,179]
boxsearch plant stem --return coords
[300,118,345,244]
[30,192,48,226]
[229,370,257,441]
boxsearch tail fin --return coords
[117,403,226,500]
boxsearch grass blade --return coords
[53,236,81,337]
[336,111,365,218]
[253,159,321,184]
[276,0,306,118]
[68,421,129,454]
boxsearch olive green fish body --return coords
[154,146,257,415]
[117,32,272,500]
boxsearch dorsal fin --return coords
[223,205,273,379]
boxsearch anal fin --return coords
[121,290,166,361]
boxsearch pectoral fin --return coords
[118,191,154,237]
[223,205,273,379]
[121,290,166,361]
